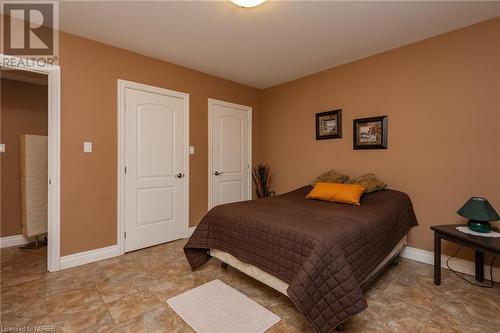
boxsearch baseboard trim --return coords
[0,235,30,248]
[61,230,196,271]
[187,226,196,237]
[401,246,500,283]
[59,245,121,270]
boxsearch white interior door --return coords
[209,99,251,209]
[123,85,188,252]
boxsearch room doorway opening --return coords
[0,55,61,272]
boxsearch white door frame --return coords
[0,54,61,272]
[207,98,252,209]
[117,79,190,254]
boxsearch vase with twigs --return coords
[252,163,272,198]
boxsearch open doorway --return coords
[0,55,61,272]
[1,69,49,263]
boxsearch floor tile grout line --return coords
[418,310,433,333]
[105,289,164,327]
[95,246,167,318]
[41,272,50,319]
[381,264,406,292]
[378,264,439,316]
[44,262,117,331]
[95,282,120,327]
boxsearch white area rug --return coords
[167,279,281,333]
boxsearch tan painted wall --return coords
[59,33,261,256]
[6,17,497,262]
[260,18,500,257]
[1,78,48,237]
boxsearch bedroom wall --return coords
[260,18,500,257]
[58,32,261,256]
[0,77,48,237]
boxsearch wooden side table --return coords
[431,224,500,285]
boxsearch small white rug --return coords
[167,279,281,333]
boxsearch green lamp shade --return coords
[457,197,500,233]
[457,197,500,221]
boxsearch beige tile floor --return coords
[1,240,499,332]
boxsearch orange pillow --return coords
[306,182,366,205]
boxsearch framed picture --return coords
[353,116,388,149]
[316,109,342,140]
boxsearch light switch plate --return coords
[83,141,92,153]
[189,146,195,155]
[0,144,5,153]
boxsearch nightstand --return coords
[431,224,500,285]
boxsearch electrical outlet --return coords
[0,144,5,153]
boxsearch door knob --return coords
[214,171,223,176]
[175,173,184,178]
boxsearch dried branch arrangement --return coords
[252,162,272,198]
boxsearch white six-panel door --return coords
[208,99,252,209]
[122,83,188,252]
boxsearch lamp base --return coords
[468,220,491,233]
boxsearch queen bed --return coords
[184,186,418,333]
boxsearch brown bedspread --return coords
[184,186,418,332]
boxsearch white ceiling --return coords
[60,1,500,89]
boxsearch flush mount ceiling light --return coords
[230,0,267,8]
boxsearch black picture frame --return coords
[315,109,342,140]
[353,116,388,149]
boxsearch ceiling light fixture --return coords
[230,0,267,8]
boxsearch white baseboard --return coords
[0,235,30,248]
[61,230,196,271]
[401,246,500,283]
[187,226,196,237]
[59,245,121,270]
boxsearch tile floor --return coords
[1,240,499,332]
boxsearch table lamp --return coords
[457,197,500,233]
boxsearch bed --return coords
[184,186,418,333]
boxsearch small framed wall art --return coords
[353,116,388,149]
[316,109,342,140]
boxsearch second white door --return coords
[209,99,251,209]
[123,82,188,252]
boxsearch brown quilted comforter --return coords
[184,186,418,332]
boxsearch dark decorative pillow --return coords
[347,173,387,193]
[310,169,350,187]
